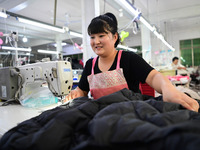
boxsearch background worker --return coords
[172,56,186,70]
[172,56,189,75]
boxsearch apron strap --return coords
[91,57,97,75]
[116,50,122,69]
[91,50,123,74]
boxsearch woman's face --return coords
[90,32,117,57]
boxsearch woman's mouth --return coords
[95,46,103,50]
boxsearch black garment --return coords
[79,50,154,93]
[1,88,200,150]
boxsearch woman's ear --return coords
[114,32,118,41]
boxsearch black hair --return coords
[172,56,179,62]
[87,12,120,48]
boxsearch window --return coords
[180,38,200,67]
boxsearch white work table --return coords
[0,102,61,138]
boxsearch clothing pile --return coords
[176,86,200,101]
[1,88,200,150]
[190,66,200,85]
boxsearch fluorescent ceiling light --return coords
[0,12,7,18]
[115,0,175,51]
[54,42,67,47]
[38,49,58,54]
[2,46,32,52]
[0,51,32,56]
[153,31,175,51]
[140,17,155,32]
[153,31,163,40]
[0,52,10,55]
[117,44,137,52]
[18,17,83,38]
[18,17,65,33]
[70,31,83,38]
[115,0,140,17]
[161,39,175,51]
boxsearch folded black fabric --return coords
[1,88,200,150]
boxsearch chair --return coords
[139,82,155,97]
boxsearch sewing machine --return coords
[0,60,73,137]
[0,60,73,101]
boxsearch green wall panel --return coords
[194,48,200,66]
[180,38,200,67]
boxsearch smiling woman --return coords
[64,12,199,112]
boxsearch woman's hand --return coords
[146,70,199,112]
[162,87,199,112]
[63,87,88,103]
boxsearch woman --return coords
[65,12,199,112]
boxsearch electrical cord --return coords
[66,32,76,50]
[1,99,20,106]
[14,73,23,100]
[46,76,57,96]
[119,18,134,33]
[119,15,139,33]
[132,21,139,34]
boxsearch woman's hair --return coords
[87,12,120,48]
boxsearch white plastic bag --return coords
[19,87,58,108]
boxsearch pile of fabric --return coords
[190,66,200,85]
[1,88,200,150]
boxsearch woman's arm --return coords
[64,87,88,102]
[177,66,186,70]
[146,69,199,112]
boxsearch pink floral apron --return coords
[87,50,129,99]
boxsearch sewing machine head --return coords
[0,61,73,101]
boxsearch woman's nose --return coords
[94,37,100,44]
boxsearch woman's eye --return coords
[99,35,104,37]
[90,36,95,39]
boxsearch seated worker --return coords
[171,57,188,75]
[65,12,199,112]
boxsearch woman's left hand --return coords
[162,87,199,112]
[146,70,199,112]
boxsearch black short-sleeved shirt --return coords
[78,50,154,93]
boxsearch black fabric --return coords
[1,88,200,150]
[78,51,154,93]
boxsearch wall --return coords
[125,20,200,67]
[63,45,83,55]
[151,25,200,67]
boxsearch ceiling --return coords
[0,0,200,57]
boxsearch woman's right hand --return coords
[63,87,88,103]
